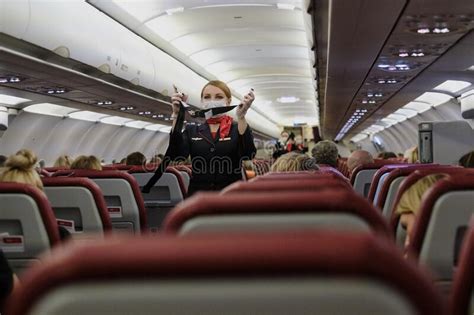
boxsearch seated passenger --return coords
[125,152,146,166]
[53,155,72,168]
[379,151,397,160]
[271,152,319,172]
[0,149,43,189]
[70,155,102,171]
[404,146,419,163]
[347,150,374,174]
[395,174,447,248]
[0,149,71,241]
[150,154,164,165]
[311,140,338,167]
[459,151,474,168]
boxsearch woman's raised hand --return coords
[171,85,188,115]
[237,88,255,119]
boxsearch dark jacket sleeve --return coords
[238,125,257,160]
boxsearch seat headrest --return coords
[42,177,112,230]
[0,182,61,245]
[163,190,391,237]
[350,161,405,185]
[4,231,446,315]
[222,178,350,194]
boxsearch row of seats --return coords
[1,167,449,314]
[349,161,474,299]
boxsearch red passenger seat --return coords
[42,177,113,237]
[404,172,474,295]
[163,190,391,237]
[0,183,60,274]
[5,231,446,315]
[53,170,147,233]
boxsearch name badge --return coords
[219,137,231,141]
[192,137,203,141]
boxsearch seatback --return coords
[350,161,403,197]
[5,232,446,315]
[368,164,416,202]
[222,178,351,194]
[450,222,474,315]
[163,191,391,237]
[130,169,184,231]
[42,177,112,239]
[53,170,146,234]
[407,172,474,294]
[0,183,60,273]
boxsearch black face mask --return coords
[188,105,238,118]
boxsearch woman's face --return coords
[202,85,230,106]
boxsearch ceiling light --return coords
[433,80,472,94]
[367,93,374,98]
[0,94,31,105]
[375,93,383,97]
[23,103,77,117]
[277,3,295,10]
[100,116,133,126]
[369,100,376,104]
[125,121,152,129]
[403,101,432,113]
[417,28,430,34]
[69,111,109,122]
[415,92,452,107]
[165,7,184,15]
[97,100,114,106]
[144,111,151,115]
[378,80,386,84]
[277,96,300,103]
[152,115,157,118]
[399,52,409,57]
[138,112,144,115]
[126,106,134,110]
[46,88,68,95]
[120,107,126,111]
[378,64,390,68]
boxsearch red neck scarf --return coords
[206,115,233,139]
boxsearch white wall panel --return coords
[0,112,169,166]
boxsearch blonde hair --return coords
[201,80,232,99]
[0,149,43,191]
[404,146,419,163]
[71,155,102,171]
[271,152,318,172]
[54,155,72,168]
[396,173,447,216]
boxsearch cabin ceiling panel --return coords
[91,0,319,127]
[320,0,474,141]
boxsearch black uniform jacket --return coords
[168,121,256,195]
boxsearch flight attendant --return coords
[168,80,256,196]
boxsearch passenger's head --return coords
[459,151,474,168]
[125,152,146,166]
[0,149,43,191]
[311,140,338,167]
[70,155,102,171]
[404,146,419,163]
[347,150,374,173]
[201,80,231,107]
[379,151,397,160]
[150,154,163,164]
[0,155,6,167]
[53,155,72,168]
[396,173,447,247]
[271,152,319,172]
